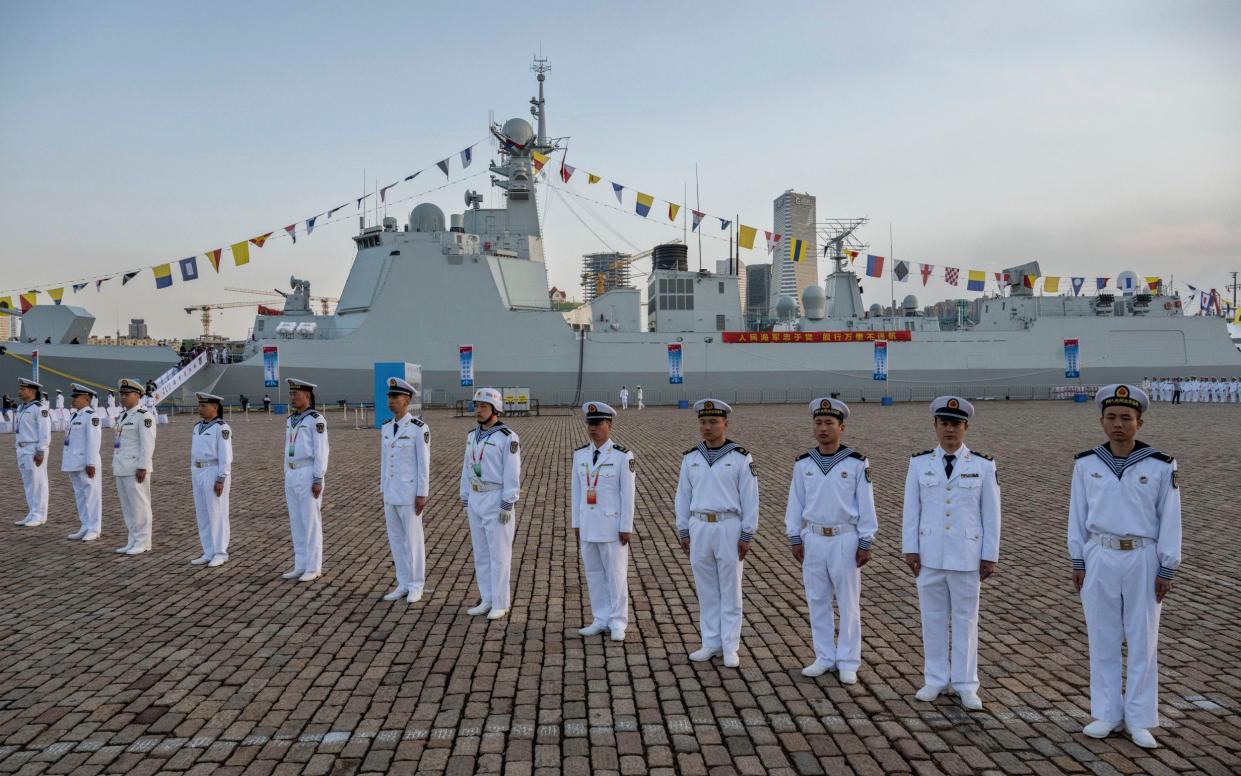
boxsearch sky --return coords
[2,0,1238,339]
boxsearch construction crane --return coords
[224,286,339,315]
[582,244,662,299]
[184,301,268,338]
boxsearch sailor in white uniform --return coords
[460,387,522,620]
[636,385,645,410]
[113,378,157,554]
[675,399,760,668]
[190,392,233,567]
[619,386,629,410]
[572,402,635,641]
[1069,384,1181,749]
[902,396,1001,711]
[282,379,330,582]
[53,389,68,432]
[62,383,103,541]
[785,398,877,683]
[380,378,430,604]
[12,378,51,527]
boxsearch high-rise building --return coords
[128,319,148,340]
[0,314,11,341]
[581,252,632,302]
[746,263,772,322]
[770,190,818,313]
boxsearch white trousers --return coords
[581,540,630,630]
[116,474,153,550]
[192,466,230,560]
[385,503,426,593]
[1081,541,1161,728]
[620,398,628,409]
[467,492,516,609]
[689,518,744,652]
[284,469,323,573]
[68,469,102,534]
[17,450,48,522]
[802,531,862,670]
[916,567,981,693]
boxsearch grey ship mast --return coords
[483,57,566,212]
[817,218,870,319]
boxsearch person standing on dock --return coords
[62,384,102,542]
[618,385,629,410]
[112,378,157,555]
[12,378,51,528]
[379,378,430,604]
[189,392,233,568]
[281,379,330,582]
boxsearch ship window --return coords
[716,314,726,330]
[718,282,725,294]
[659,279,668,293]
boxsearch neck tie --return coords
[592,449,599,465]
[943,454,956,479]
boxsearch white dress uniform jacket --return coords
[62,406,103,535]
[572,439,636,630]
[15,400,52,524]
[784,447,878,671]
[285,410,330,575]
[1068,441,1181,729]
[675,441,760,653]
[459,422,522,609]
[191,418,233,561]
[381,413,431,594]
[902,444,1002,694]
[113,406,157,550]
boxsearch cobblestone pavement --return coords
[1,402,1238,775]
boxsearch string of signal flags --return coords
[0,140,487,313]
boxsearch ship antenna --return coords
[531,55,551,146]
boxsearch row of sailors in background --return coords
[8,377,1181,750]
[1143,376,1240,403]
[0,388,159,434]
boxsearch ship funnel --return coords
[802,285,826,320]
[450,214,464,233]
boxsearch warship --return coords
[4,64,1240,406]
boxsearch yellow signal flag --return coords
[1043,276,1060,293]
[231,241,251,267]
[738,225,757,250]
[47,287,65,304]
[587,173,600,184]
[668,203,680,222]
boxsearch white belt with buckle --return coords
[194,461,218,468]
[693,511,739,523]
[1089,532,1153,551]
[471,481,501,492]
[804,522,855,537]
[288,461,313,470]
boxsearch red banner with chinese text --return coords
[721,330,912,344]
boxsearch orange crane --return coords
[184,300,267,338]
[582,245,660,298]
[224,286,338,315]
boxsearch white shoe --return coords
[67,529,87,540]
[27,519,46,526]
[1082,719,1122,739]
[281,568,305,580]
[125,546,149,556]
[487,607,509,620]
[13,518,32,526]
[609,627,625,642]
[801,660,834,678]
[915,685,945,702]
[577,622,607,636]
[190,555,211,565]
[958,691,983,710]
[382,587,409,602]
[467,601,492,616]
[82,532,99,542]
[1127,726,1157,749]
[207,557,226,568]
[838,670,858,685]
[115,545,132,554]
[298,571,321,582]
[689,647,720,662]
[407,590,423,604]
[723,652,740,668]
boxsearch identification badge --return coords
[586,488,597,505]
[287,444,295,457]
[64,436,70,446]
[473,462,482,477]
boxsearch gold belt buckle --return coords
[1118,538,1134,551]
[471,482,480,492]
[822,526,837,536]
[705,513,718,523]
[288,462,296,470]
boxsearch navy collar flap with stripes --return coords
[1090,441,1158,479]
[697,439,739,466]
[808,446,855,476]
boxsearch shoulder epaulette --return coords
[308,411,321,418]
[498,426,512,436]
[135,408,148,414]
[912,450,933,457]
[612,443,629,453]
[410,417,425,427]
[575,443,590,451]
[684,448,697,456]
[383,417,394,424]
[1150,451,1174,463]
[1074,449,1095,459]
[795,452,811,461]
[848,450,867,461]
[973,452,994,461]
[734,446,749,456]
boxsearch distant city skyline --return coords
[2,1,1237,339]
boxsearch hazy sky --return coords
[2,1,1238,338]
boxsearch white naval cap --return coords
[18,377,42,390]
[581,401,616,421]
[694,398,731,418]
[195,391,224,403]
[118,378,144,394]
[1095,383,1149,414]
[386,377,417,397]
[472,387,504,413]
[70,383,97,397]
[931,395,974,420]
[286,378,317,392]
[809,397,849,420]
[55,388,63,393]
